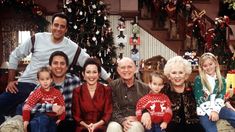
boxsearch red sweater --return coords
[136,93,172,124]
[23,87,65,121]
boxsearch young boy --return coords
[136,71,172,132]
[22,66,65,132]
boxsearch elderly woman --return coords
[72,58,112,132]
[162,56,204,132]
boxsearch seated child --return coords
[136,71,172,132]
[22,66,65,132]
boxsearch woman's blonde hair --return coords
[198,52,223,92]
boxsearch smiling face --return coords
[83,64,100,86]
[50,56,68,79]
[149,76,164,94]
[168,63,188,88]
[51,16,68,43]
[117,58,136,81]
[38,71,53,91]
[201,58,217,76]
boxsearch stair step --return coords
[138,19,183,54]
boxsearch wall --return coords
[109,15,177,61]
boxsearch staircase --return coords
[138,19,183,54]
[137,0,221,55]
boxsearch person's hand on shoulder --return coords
[6,81,18,93]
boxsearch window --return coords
[18,31,31,44]
[18,31,31,63]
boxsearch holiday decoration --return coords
[224,0,235,10]
[191,10,206,53]
[63,0,117,80]
[226,70,235,90]
[130,17,140,45]
[183,51,199,69]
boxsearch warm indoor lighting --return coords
[0,61,9,69]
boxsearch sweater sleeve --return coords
[193,76,206,106]
[162,95,172,123]
[23,89,41,121]
[135,95,148,121]
[9,35,33,69]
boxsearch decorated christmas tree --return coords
[63,0,117,79]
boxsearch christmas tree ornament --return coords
[96,30,100,35]
[79,11,83,15]
[68,8,72,12]
[92,36,96,41]
[73,25,78,29]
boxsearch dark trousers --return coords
[30,112,76,132]
[30,113,57,132]
[146,123,165,132]
[0,82,36,124]
[57,119,76,132]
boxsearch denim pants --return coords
[30,113,57,132]
[146,123,165,132]
[199,106,235,132]
[0,82,36,124]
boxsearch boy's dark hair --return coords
[83,58,101,73]
[52,12,69,27]
[149,71,166,83]
[37,66,52,79]
[49,51,69,66]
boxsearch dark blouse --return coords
[161,83,205,132]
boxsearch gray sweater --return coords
[9,32,110,84]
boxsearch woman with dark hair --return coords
[72,58,112,132]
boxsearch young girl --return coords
[193,52,235,132]
[22,66,65,132]
[136,71,172,132]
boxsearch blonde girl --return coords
[193,52,235,132]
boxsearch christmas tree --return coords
[63,0,117,79]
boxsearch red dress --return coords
[72,82,112,132]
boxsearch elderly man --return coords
[107,57,150,132]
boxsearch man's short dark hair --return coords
[52,12,69,27]
[49,51,69,66]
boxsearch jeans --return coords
[30,113,57,132]
[0,82,36,124]
[199,107,235,132]
[146,123,165,132]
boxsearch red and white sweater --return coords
[23,87,65,121]
[136,93,172,124]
